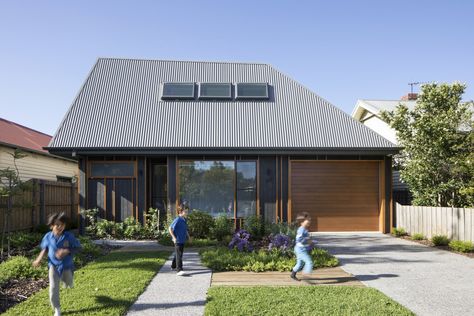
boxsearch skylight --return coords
[235,83,269,99]
[198,83,232,99]
[162,83,195,99]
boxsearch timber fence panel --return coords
[395,203,474,242]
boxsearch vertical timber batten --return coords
[385,156,393,233]
[78,157,87,235]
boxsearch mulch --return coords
[399,236,474,258]
[0,278,48,313]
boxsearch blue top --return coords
[295,226,310,249]
[40,231,81,275]
[169,216,188,244]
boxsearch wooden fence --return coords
[0,179,78,232]
[396,203,474,242]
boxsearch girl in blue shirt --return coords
[33,212,81,316]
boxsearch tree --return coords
[0,149,29,258]
[382,83,474,207]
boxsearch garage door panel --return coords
[291,161,380,232]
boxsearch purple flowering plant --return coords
[228,229,254,252]
[267,233,293,254]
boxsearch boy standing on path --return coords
[169,205,191,276]
[32,212,81,316]
[290,212,314,281]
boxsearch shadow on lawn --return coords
[62,295,206,315]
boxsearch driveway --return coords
[314,233,474,316]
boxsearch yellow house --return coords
[0,118,77,183]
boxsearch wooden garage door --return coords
[291,161,379,232]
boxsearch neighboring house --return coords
[351,96,417,145]
[351,95,418,204]
[47,58,399,233]
[0,118,77,183]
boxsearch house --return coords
[0,118,77,183]
[47,58,399,233]
[351,96,418,205]
[351,95,418,145]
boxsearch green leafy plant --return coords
[448,240,474,253]
[200,246,338,272]
[211,214,234,241]
[144,208,160,239]
[411,233,425,240]
[243,215,265,240]
[392,227,407,237]
[381,83,474,207]
[431,235,450,246]
[187,210,215,238]
[0,256,45,286]
[123,217,143,239]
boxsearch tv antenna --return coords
[408,82,424,93]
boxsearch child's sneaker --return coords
[290,271,300,281]
[177,270,186,276]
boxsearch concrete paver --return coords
[314,233,474,316]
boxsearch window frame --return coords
[161,82,196,100]
[235,83,269,100]
[198,82,232,100]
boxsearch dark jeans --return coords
[171,243,184,272]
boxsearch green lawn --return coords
[4,250,170,316]
[205,286,414,316]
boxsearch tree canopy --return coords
[382,83,474,207]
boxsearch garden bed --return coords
[3,250,170,315]
[398,236,474,258]
[0,234,116,314]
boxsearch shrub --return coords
[449,240,474,253]
[267,233,293,254]
[211,215,234,241]
[188,210,215,239]
[411,233,425,240]
[144,208,160,239]
[74,236,102,267]
[5,232,43,252]
[243,215,264,240]
[0,256,45,286]
[431,235,449,246]
[95,219,116,239]
[123,217,144,239]
[392,227,407,237]
[267,222,298,241]
[200,246,339,272]
[228,230,253,252]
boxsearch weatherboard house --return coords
[47,58,398,233]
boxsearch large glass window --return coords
[90,162,135,177]
[179,161,234,218]
[236,161,257,218]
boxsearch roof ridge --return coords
[97,57,270,66]
[0,117,52,137]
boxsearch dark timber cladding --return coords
[290,161,380,232]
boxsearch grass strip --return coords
[4,250,170,316]
[205,286,414,316]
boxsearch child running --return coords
[33,212,81,316]
[169,205,191,276]
[290,212,314,281]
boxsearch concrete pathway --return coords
[126,250,212,316]
[314,233,474,316]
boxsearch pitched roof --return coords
[0,118,51,153]
[352,99,417,121]
[48,58,398,153]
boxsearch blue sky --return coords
[1,0,473,135]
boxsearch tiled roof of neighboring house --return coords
[352,99,417,121]
[48,58,399,154]
[0,118,51,154]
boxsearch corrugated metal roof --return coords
[48,58,398,152]
[0,117,52,153]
